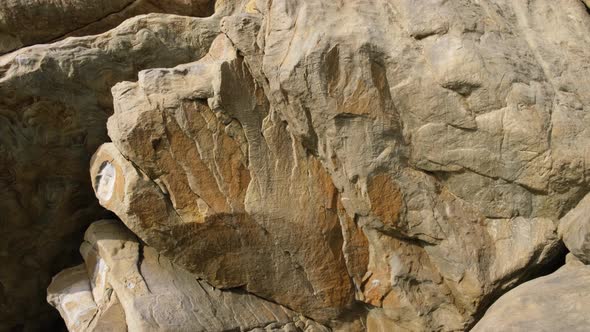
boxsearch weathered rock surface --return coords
[0,11,224,331]
[87,0,590,329]
[48,219,328,332]
[472,264,590,332]
[0,0,216,54]
[218,1,587,328]
[0,0,584,330]
[91,33,356,322]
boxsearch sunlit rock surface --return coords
[473,264,590,332]
[0,0,589,330]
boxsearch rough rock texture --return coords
[472,264,590,331]
[0,0,216,54]
[0,10,227,331]
[0,0,587,330]
[91,33,356,322]
[48,219,328,332]
[80,0,590,330]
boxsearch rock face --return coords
[88,18,568,327]
[48,219,328,332]
[0,10,225,331]
[0,0,588,331]
[472,264,590,332]
[86,0,590,329]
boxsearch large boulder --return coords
[87,0,590,329]
[90,34,356,322]
[472,264,590,331]
[217,1,589,329]
[1,0,584,330]
[48,219,328,332]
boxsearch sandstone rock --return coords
[559,192,590,264]
[472,264,590,332]
[0,12,221,331]
[47,264,126,332]
[88,0,583,328]
[220,0,588,328]
[5,0,588,330]
[91,33,356,322]
[565,253,585,267]
[0,0,215,54]
[48,219,329,332]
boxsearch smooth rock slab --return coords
[47,264,126,332]
[472,264,590,332]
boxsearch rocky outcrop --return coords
[48,219,328,332]
[90,33,356,322]
[86,0,590,329]
[217,1,588,328]
[0,11,225,331]
[0,0,216,54]
[472,264,590,331]
[0,0,587,330]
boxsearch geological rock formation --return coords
[91,34,355,322]
[1,0,589,331]
[48,220,328,332]
[473,262,590,331]
[0,7,224,331]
